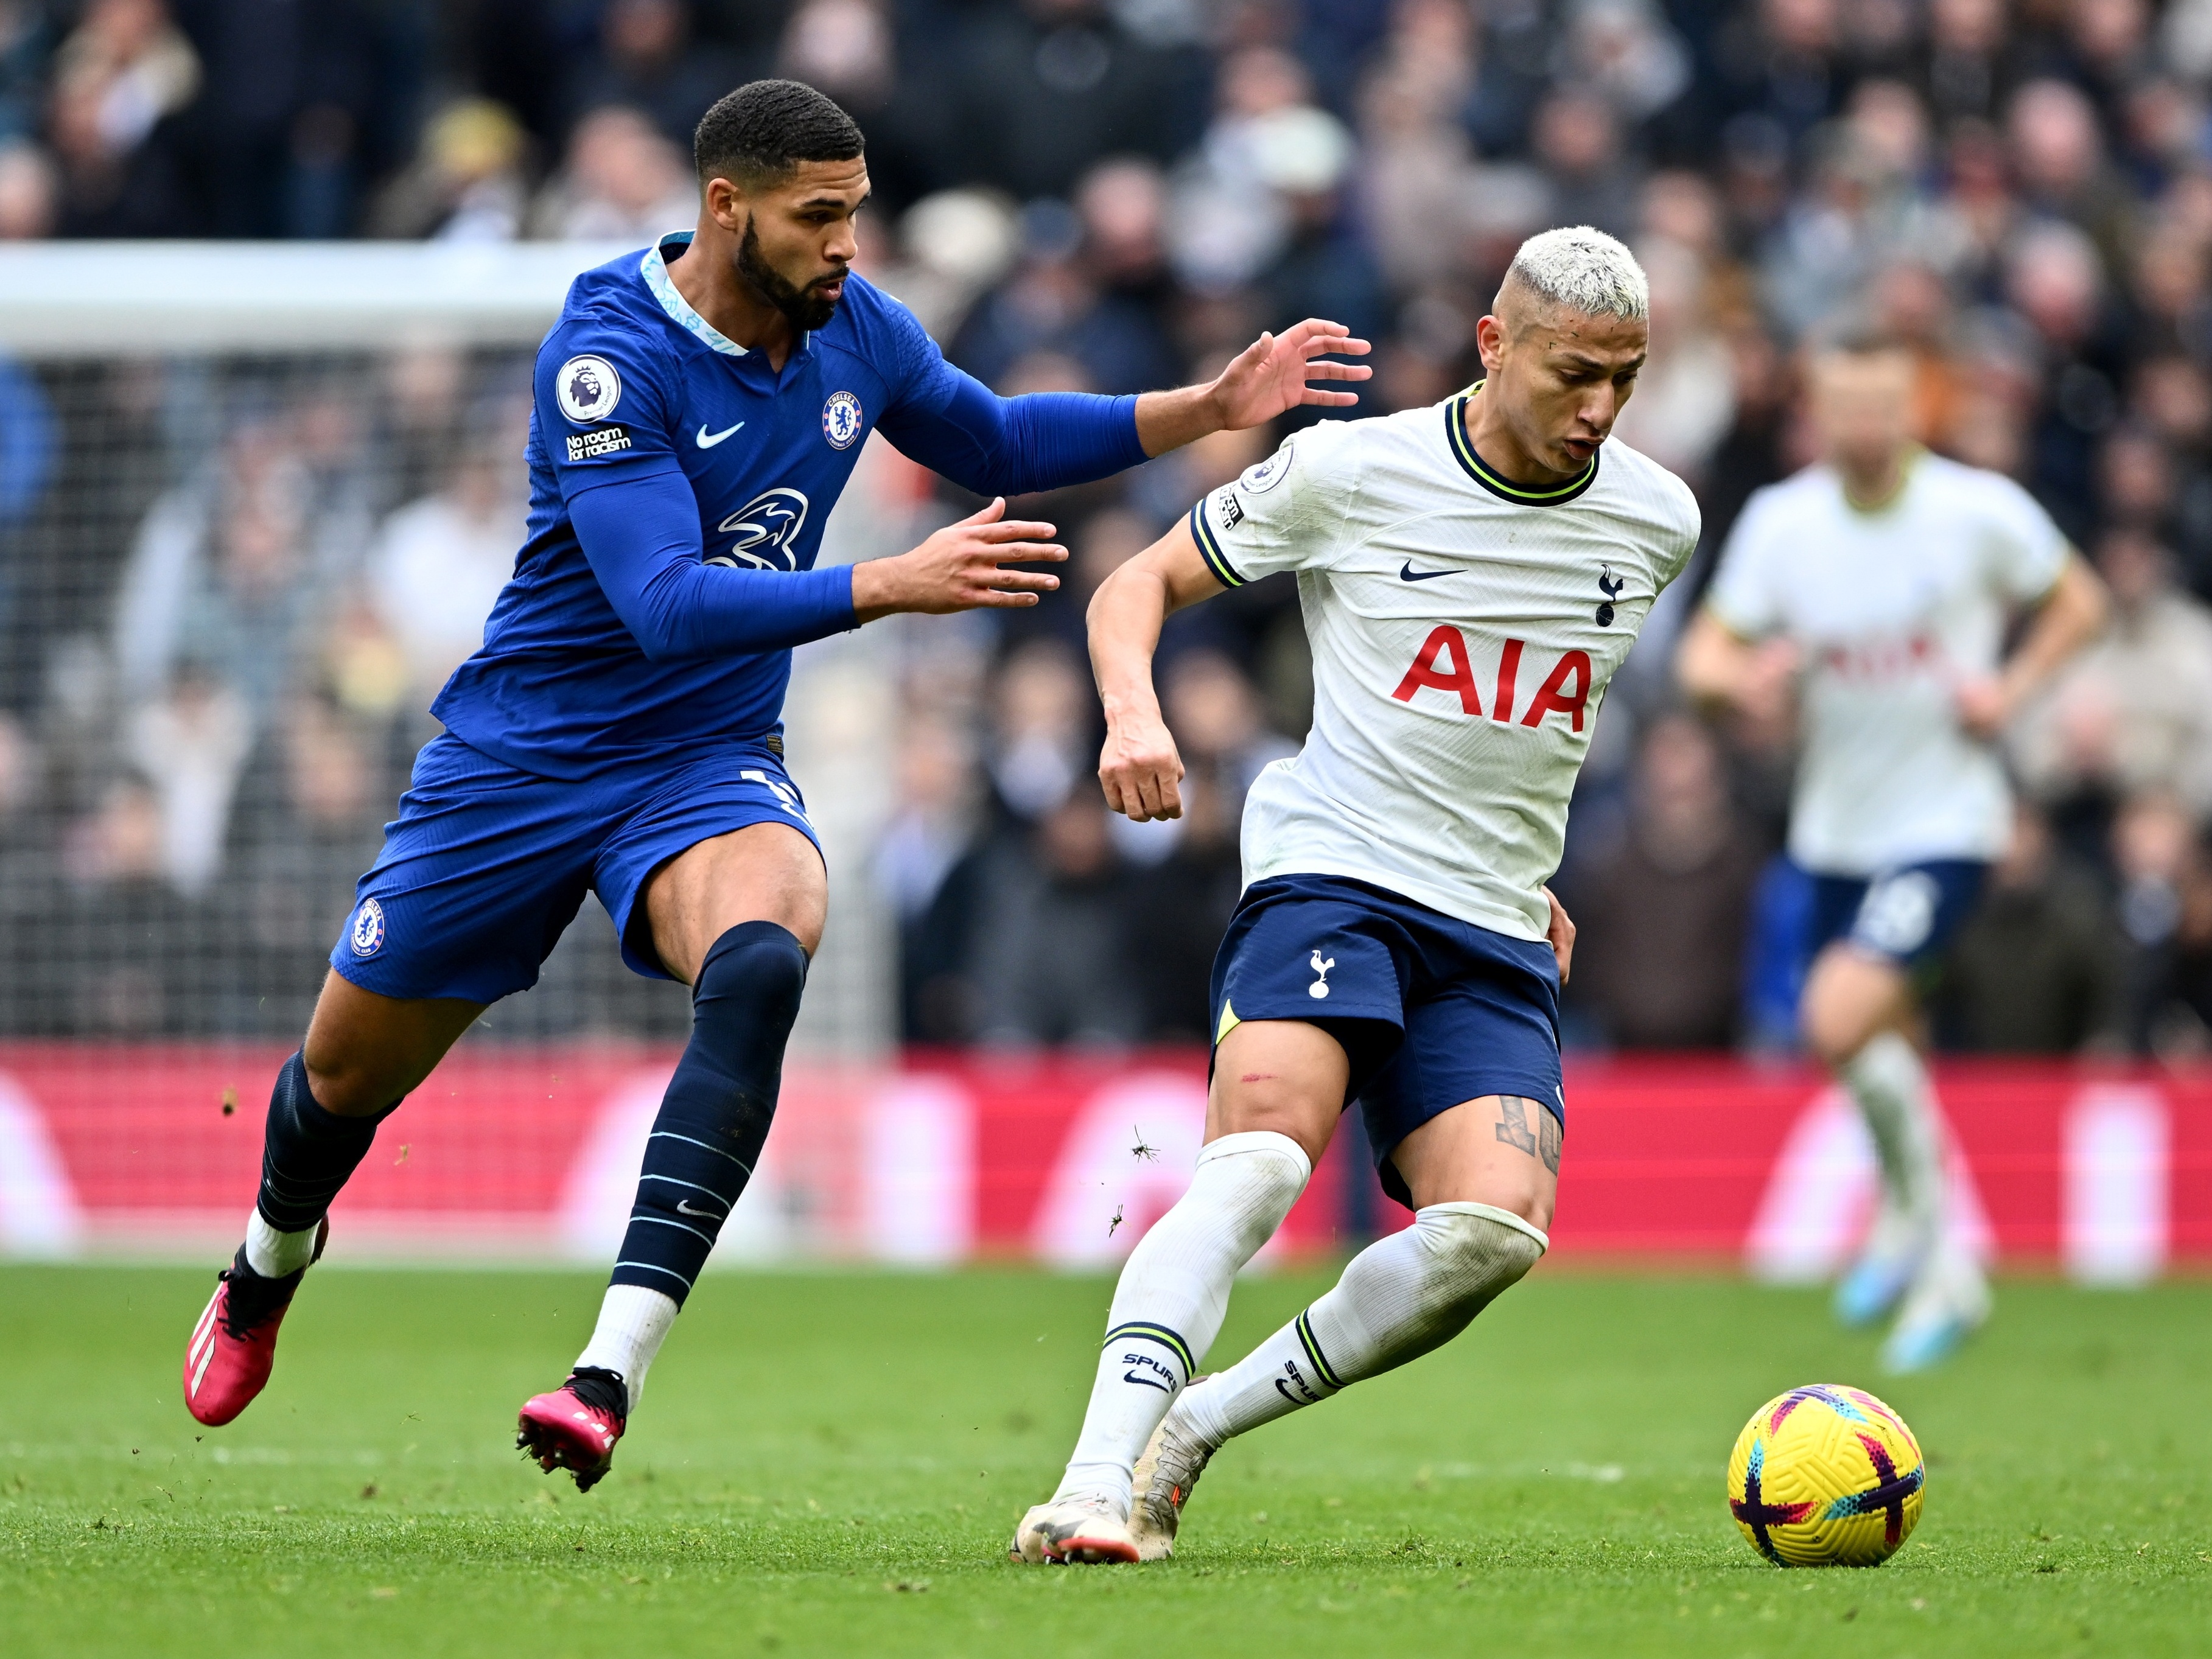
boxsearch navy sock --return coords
[609,921,808,1305]
[255,1051,400,1235]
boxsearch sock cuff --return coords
[1194,1130,1312,1182]
[699,920,809,975]
[1418,1200,1550,1254]
[1844,1028,1922,1081]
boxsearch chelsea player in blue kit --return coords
[181,80,1371,1484]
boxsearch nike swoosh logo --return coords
[696,421,744,448]
[1399,561,1457,581]
[1124,1370,1175,1392]
[676,1200,723,1218]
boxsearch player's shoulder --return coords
[1592,435,1701,549]
[540,245,677,383]
[814,272,932,374]
[1911,449,2045,517]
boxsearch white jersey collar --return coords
[641,231,748,357]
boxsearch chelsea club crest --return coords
[822,389,863,449]
[351,898,386,958]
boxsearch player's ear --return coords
[1475,314,1507,374]
[701,174,747,231]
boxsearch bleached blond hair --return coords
[1503,225,1649,323]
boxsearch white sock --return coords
[573,1285,679,1414]
[1841,1032,1946,1254]
[1174,1203,1547,1450]
[1052,1131,1312,1512]
[244,1210,320,1278]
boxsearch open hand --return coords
[1098,707,1186,822]
[851,498,1066,621]
[1210,319,1373,428]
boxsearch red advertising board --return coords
[1,1046,2205,1276]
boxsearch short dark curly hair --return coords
[693,79,864,187]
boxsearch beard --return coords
[738,217,845,332]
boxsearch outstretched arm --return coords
[572,470,1066,660]
[1088,517,1227,821]
[880,321,1372,500]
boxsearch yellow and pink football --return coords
[1727,1385,1925,1567]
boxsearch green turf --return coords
[2,1265,2207,1657]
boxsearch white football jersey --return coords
[1706,452,2069,875]
[1190,388,1702,943]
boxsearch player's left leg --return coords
[1801,861,1993,1372]
[1135,1095,1553,1548]
[519,820,824,1489]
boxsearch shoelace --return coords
[216,1257,299,1340]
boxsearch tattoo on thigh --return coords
[1493,1097,1539,1157]
[1539,1107,1562,1175]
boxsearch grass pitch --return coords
[2,1264,2207,1658]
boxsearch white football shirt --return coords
[1706,452,2069,875]
[1190,388,1703,943]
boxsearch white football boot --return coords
[1128,1409,1214,1561]
[1009,1494,1139,1565]
[1881,1246,1992,1374]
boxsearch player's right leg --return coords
[184,977,481,1425]
[1010,1018,1334,1565]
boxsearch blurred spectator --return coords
[1567,713,1766,1049]
[987,638,1091,822]
[122,665,249,897]
[947,0,1194,204]
[951,200,1177,398]
[45,0,197,237]
[878,711,986,1043]
[563,0,738,148]
[1936,801,2125,1053]
[2141,828,2212,1059]
[2012,528,2212,822]
[972,791,1141,1047]
[528,105,696,242]
[2109,790,2205,1047]
[370,99,530,242]
[366,429,526,705]
[0,131,54,236]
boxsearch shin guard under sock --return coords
[253,1050,399,1240]
[607,921,808,1305]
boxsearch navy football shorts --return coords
[1804,858,1988,977]
[330,732,821,1004]
[1208,872,1563,1207]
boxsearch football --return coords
[1727,1385,1926,1567]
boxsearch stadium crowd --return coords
[2,0,2212,1060]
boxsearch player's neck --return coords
[1458,386,1591,490]
[1836,448,1913,513]
[665,236,800,369]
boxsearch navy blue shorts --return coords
[1208,873,1563,1207]
[1805,859,1989,975]
[331,732,821,1004]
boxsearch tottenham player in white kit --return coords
[1679,334,2107,1372]
[1011,228,1701,1565]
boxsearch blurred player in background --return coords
[1678,334,2108,1371]
[181,79,1372,1486]
[1013,227,1701,1565]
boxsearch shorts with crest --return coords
[1208,872,1563,1207]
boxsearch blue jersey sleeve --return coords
[567,469,855,661]
[536,316,683,490]
[873,301,1147,496]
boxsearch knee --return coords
[1418,1203,1548,1302]
[695,921,809,1018]
[298,1049,401,1120]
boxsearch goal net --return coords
[0,241,899,1259]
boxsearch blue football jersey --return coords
[432,232,1129,780]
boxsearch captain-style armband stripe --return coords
[1102,1319,1196,1378]
[1189,499,1247,589]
